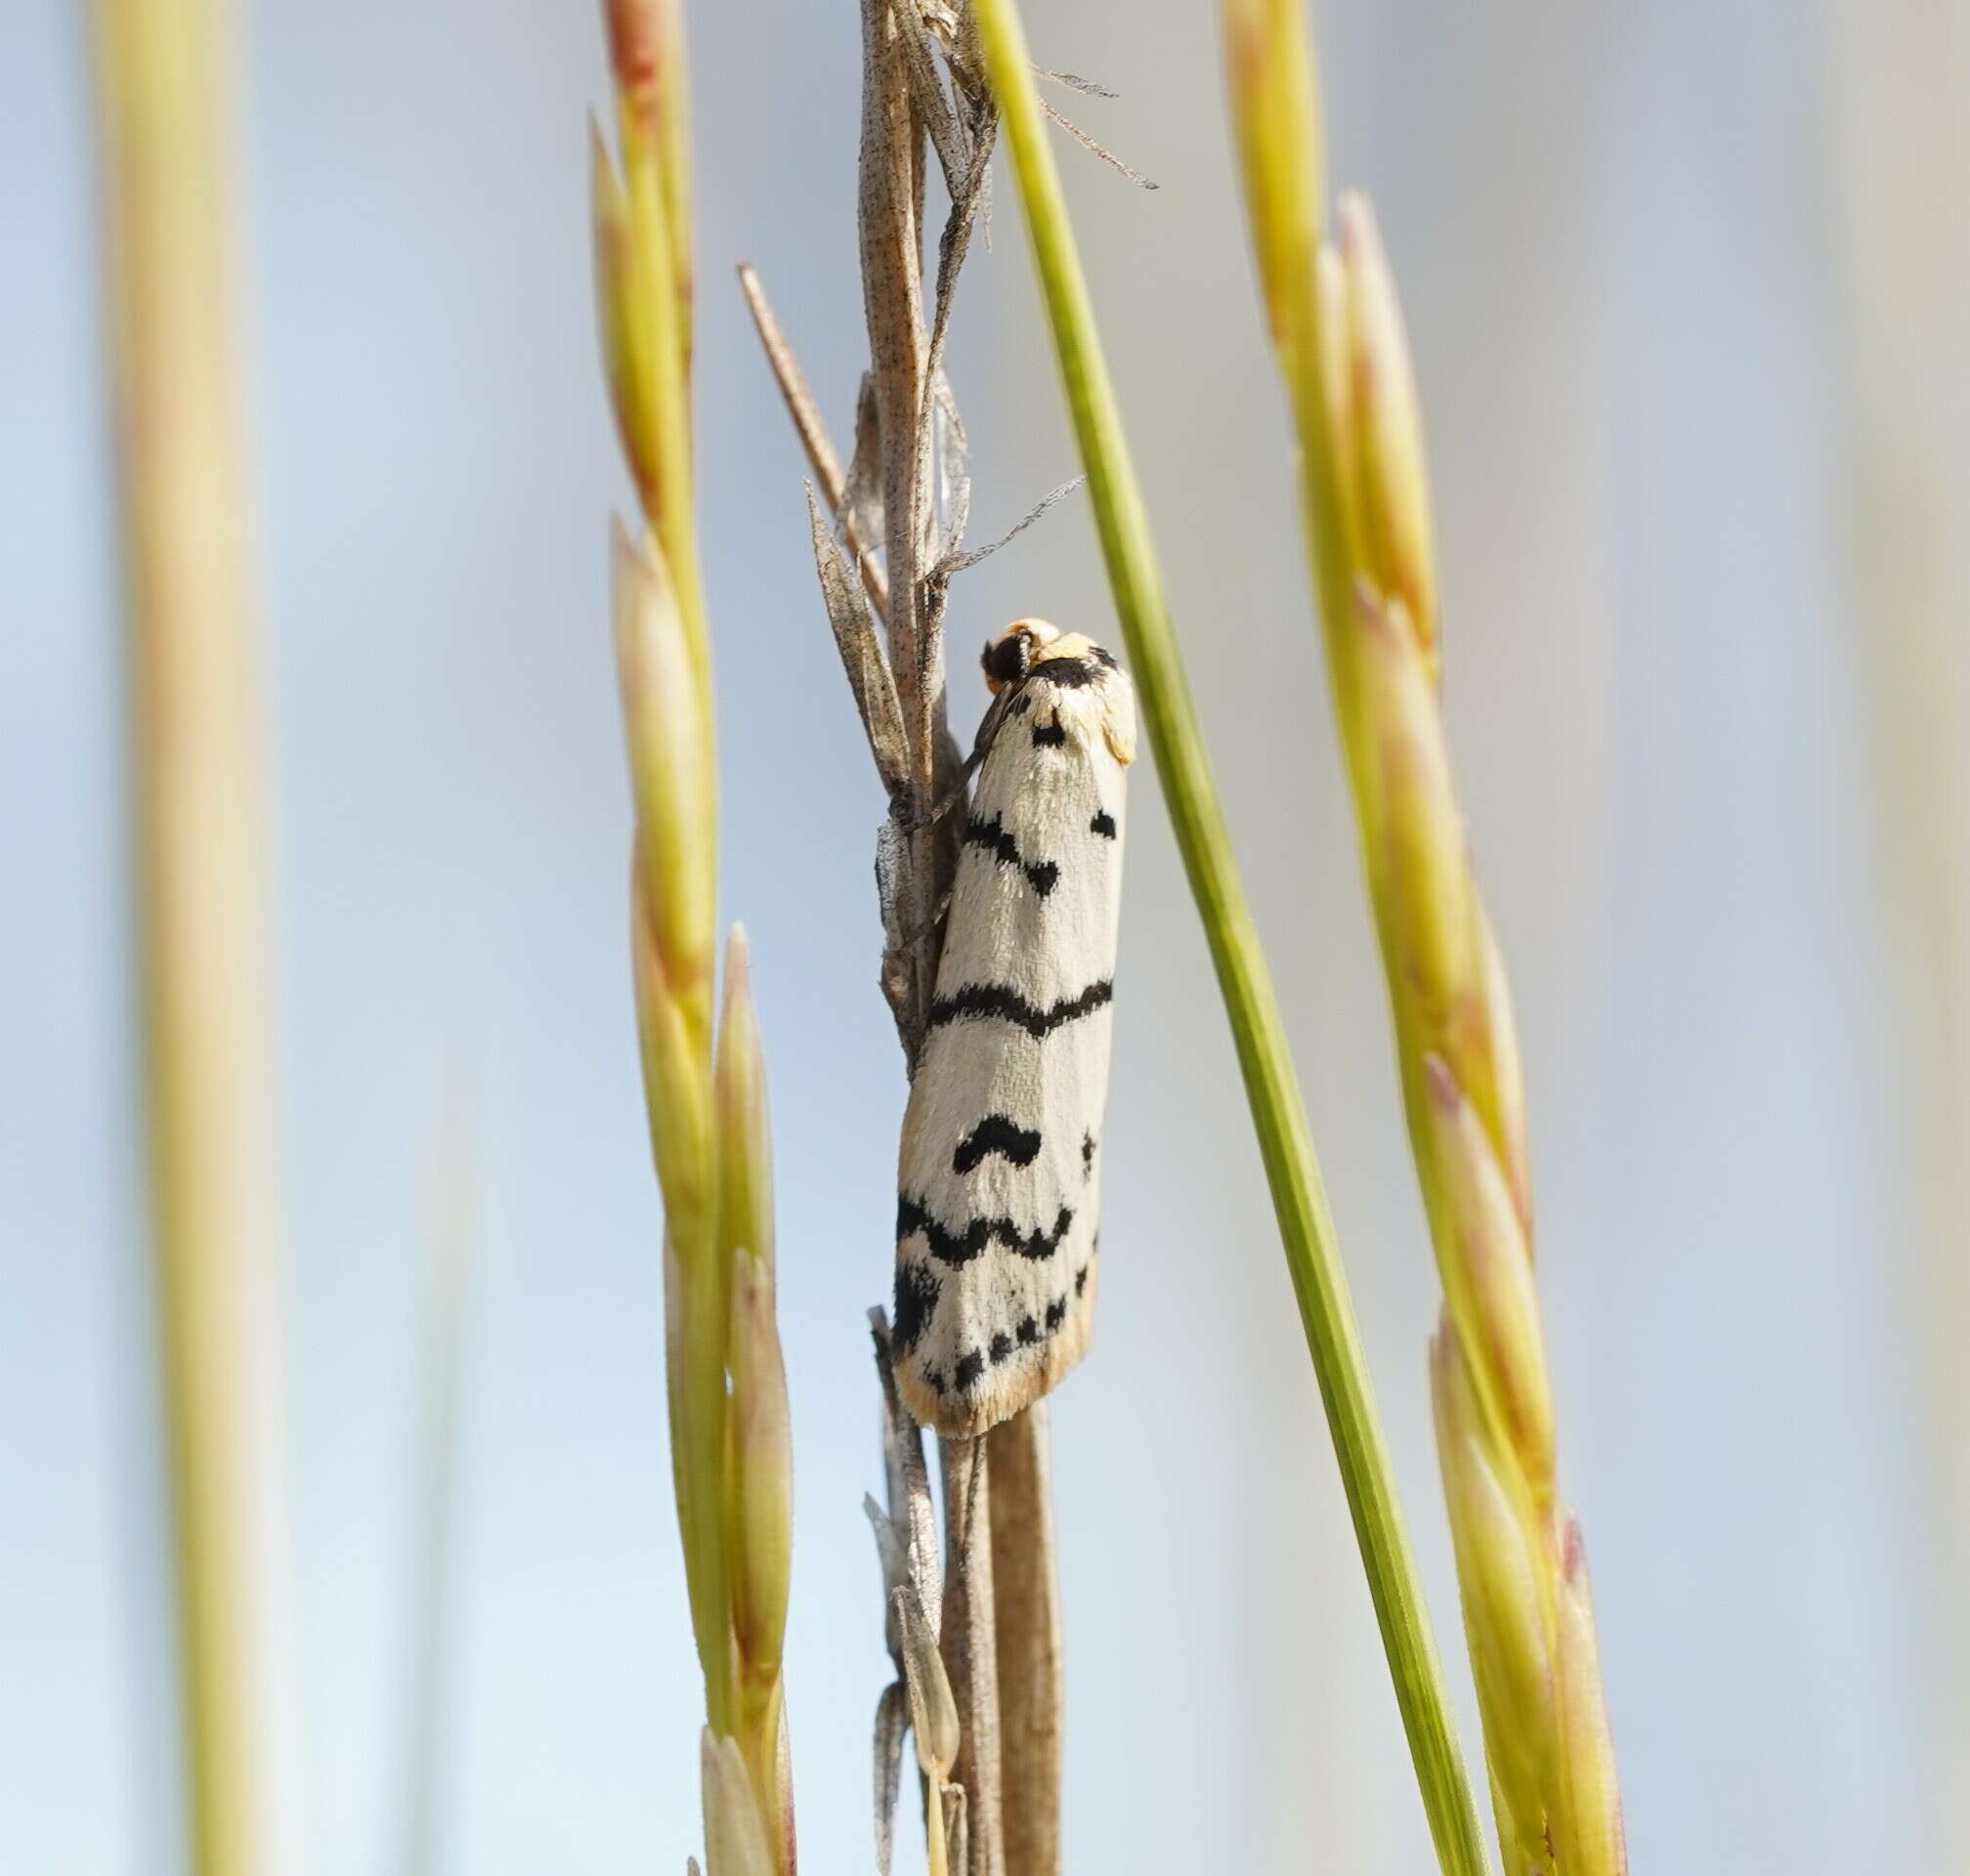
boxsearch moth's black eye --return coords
[982,631,1031,685]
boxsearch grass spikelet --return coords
[1222,3,1627,1866]
[598,3,796,1867]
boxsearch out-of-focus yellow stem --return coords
[90,0,277,1870]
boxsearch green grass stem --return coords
[966,7,1492,1872]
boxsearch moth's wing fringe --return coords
[893,1270,1096,1439]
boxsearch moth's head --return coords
[981,618,1062,693]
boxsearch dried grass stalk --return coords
[986,1409,1062,1876]
[744,9,1086,1872]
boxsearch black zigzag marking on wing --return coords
[1090,810,1117,838]
[1032,716,1068,747]
[892,1261,940,1354]
[927,978,1113,1040]
[897,1195,1074,1266]
[964,814,1059,898]
[953,1115,1043,1174]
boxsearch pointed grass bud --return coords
[1422,1056,1554,1498]
[1221,0,1326,360]
[602,0,669,129]
[600,0,692,358]
[1358,586,1474,1026]
[631,867,715,1243]
[727,1245,792,1690]
[616,520,714,1027]
[592,128,661,520]
[700,1729,774,1876]
[1551,1521,1628,1876]
[1462,897,1533,1231]
[1338,193,1436,664]
[715,929,774,1272]
[1314,237,1360,557]
[716,928,792,1702]
[1431,1327,1555,1852]
[893,1585,960,1781]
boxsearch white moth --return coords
[892,618,1136,1436]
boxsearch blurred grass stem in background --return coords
[965,4,1492,1871]
[1222,1,1627,1866]
[89,0,286,1869]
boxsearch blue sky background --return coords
[5,0,1964,1870]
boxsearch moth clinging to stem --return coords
[892,618,1135,1436]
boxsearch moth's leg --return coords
[905,749,982,838]
[892,880,959,949]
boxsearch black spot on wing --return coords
[1033,717,1068,748]
[1081,1131,1096,1175]
[953,1115,1044,1174]
[1090,810,1117,838]
[927,978,1113,1040]
[941,1267,1092,1396]
[892,1261,940,1354]
[897,1196,1074,1266]
[964,814,1060,898]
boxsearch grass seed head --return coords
[616,522,715,1028]
[1358,587,1473,1021]
[1550,1525,1628,1876]
[727,1255,792,1686]
[1431,1329,1558,1863]
[1338,193,1437,662]
[1422,1055,1555,1497]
